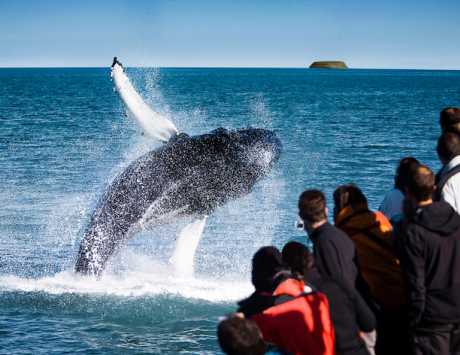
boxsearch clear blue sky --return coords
[1,0,459,69]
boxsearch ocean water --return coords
[1,67,459,353]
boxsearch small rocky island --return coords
[309,61,348,69]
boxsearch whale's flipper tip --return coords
[111,56,123,69]
[110,57,179,142]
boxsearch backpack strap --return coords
[434,164,460,201]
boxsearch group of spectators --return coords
[217,107,460,355]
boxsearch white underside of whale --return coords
[111,63,178,141]
[169,216,208,277]
[111,61,206,277]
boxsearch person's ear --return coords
[325,207,329,218]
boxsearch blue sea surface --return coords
[1,67,459,353]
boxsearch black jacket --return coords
[307,269,375,355]
[309,222,359,290]
[395,201,460,327]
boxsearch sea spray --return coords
[0,258,252,302]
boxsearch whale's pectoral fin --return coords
[111,61,178,142]
[169,216,208,277]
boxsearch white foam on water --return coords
[0,252,252,302]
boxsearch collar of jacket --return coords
[309,221,331,241]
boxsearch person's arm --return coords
[399,228,426,328]
[352,289,376,332]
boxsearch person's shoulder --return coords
[385,188,404,200]
[396,218,416,233]
[238,292,277,318]
[442,172,460,196]
[328,223,355,243]
[322,222,345,236]
[443,170,460,186]
[397,219,425,247]
[316,223,346,242]
[380,188,403,206]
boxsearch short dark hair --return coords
[440,107,460,133]
[281,241,314,279]
[437,132,460,162]
[395,157,420,191]
[333,184,368,216]
[298,190,327,223]
[217,316,266,355]
[405,164,435,202]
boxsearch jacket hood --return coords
[335,204,392,237]
[413,201,460,236]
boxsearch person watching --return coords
[334,184,406,312]
[297,189,359,291]
[237,246,335,355]
[379,157,420,222]
[282,241,376,355]
[435,132,460,212]
[396,164,460,355]
[333,184,408,355]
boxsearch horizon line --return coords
[1,65,460,71]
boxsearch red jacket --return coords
[252,278,335,355]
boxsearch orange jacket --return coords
[252,278,335,355]
[335,205,407,311]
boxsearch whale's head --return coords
[197,127,282,181]
[154,127,282,216]
[230,127,282,174]
[191,127,280,169]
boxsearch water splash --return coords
[250,93,273,129]
[0,251,252,302]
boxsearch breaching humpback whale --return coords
[75,60,281,276]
